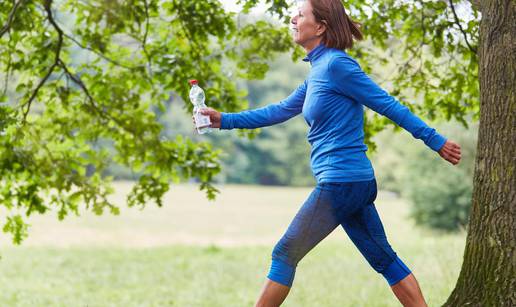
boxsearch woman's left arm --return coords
[329,55,461,165]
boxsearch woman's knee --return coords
[272,237,300,265]
[268,239,300,287]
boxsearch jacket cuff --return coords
[220,112,234,130]
[427,133,447,152]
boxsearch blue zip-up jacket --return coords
[220,44,447,183]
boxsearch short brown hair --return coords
[309,0,363,50]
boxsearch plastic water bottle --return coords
[188,79,212,134]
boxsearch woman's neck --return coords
[303,38,323,54]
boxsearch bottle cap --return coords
[188,79,198,86]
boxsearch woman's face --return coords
[290,0,325,51]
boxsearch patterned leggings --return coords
[267,179,411,287]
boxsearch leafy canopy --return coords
[0,0,479,243]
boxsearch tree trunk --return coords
[443,1,515,306]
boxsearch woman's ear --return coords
[317,20,328,36]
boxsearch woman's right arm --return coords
[203,81,307,130]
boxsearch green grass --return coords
[0,183,465,306]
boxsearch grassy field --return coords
[0,182,466,307]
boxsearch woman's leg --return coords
[340,201,427,307]
[255,279,290,307]
[255,275,429,307]
[391,273,427,307]
[255,185,341,307]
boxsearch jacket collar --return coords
[302,43,327,63]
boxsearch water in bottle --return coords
[188,79,212,134]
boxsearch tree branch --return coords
[62,31,143,70]
[52,1,150,73]
[0,0,24,39]
[142,0,153,78]
[19,0,149,143]
[58,61,113,124]
[22,0,63,121]
[449,0,478,54]
[3,33,13,96]
[58,59,144,141]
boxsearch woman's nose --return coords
[291,15,297,25]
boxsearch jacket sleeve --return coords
[328,55,447,152]
[220,80,307,130]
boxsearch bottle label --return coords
[194,111,211,128]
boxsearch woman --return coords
[198,0,461,306]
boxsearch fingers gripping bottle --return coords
[188,79,212,134]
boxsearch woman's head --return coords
[291,0,363,51]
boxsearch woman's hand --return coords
[438,140,462,165]
[197,107,221,128]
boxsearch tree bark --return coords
[444,1,515,306]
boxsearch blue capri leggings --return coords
[268,179,411,287]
